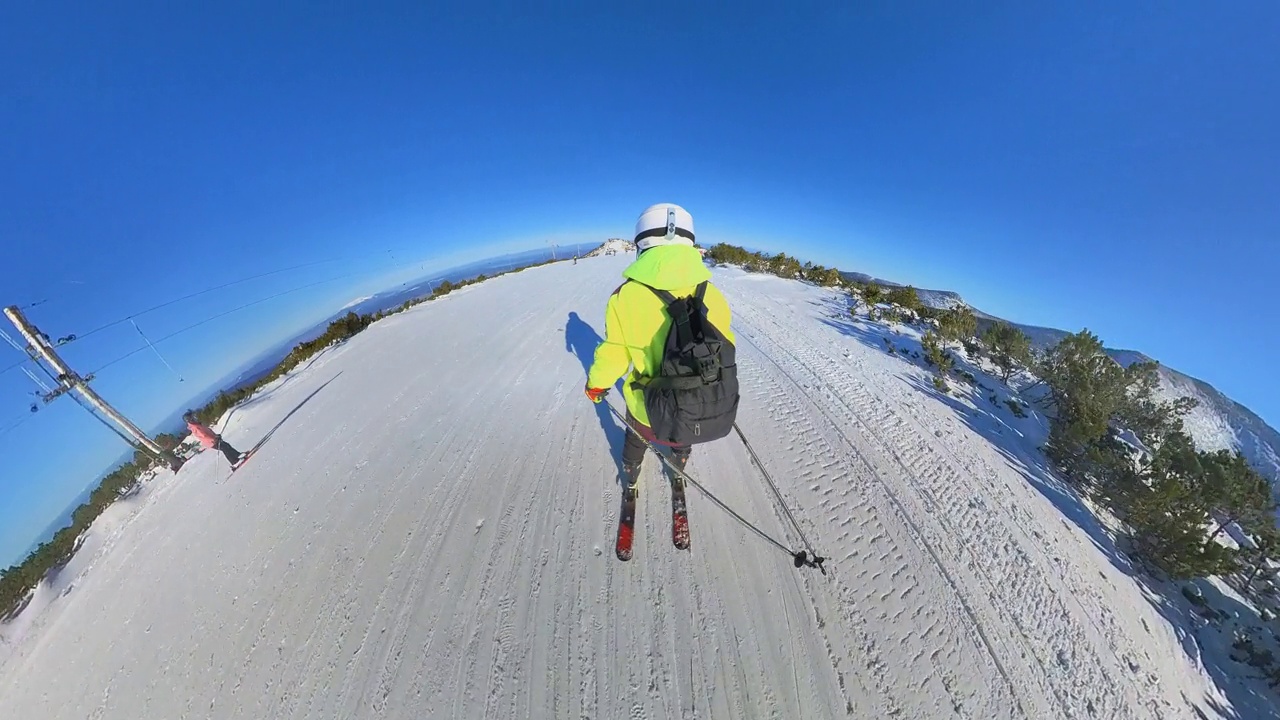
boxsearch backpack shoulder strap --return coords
[635,281,678,306]
[695,281,708,302]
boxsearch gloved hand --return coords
[585,385,608,404]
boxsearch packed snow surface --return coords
[0,256,1264,719]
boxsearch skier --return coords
[183,411,246,468]
[585,202,738,495]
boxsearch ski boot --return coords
[620,461,642,497]
[667,449,692,550]
[667,450,690,481]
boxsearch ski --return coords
[670,472,690,550]
[230,449,257,473]
[615,485,638,561]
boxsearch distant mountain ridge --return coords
[839,272,1279,483]
[584,238,635,257]
[839,271,966,310]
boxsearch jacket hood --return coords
[621,245,711,290]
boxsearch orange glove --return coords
[585,385,608,404]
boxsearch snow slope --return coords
[1089,348,1277,489]
[0,257,1266,719]
[1147,365,1280,487]
[843,263,1277,487]
[583,238,635,257]
[967,304,1280,487]
[839,271,966,311]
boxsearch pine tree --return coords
[1125,432,1239,579]
[922,331,953,375]
[862,282,883,308]
[1127,478,1237,579]
[938,306,977,348]
[769,253,802,278]
[981,322,1032,383]
[1038,330,1131,464]
[1198,450,1277,546]
[1241,525,1280,595]
[886,285,921,312]
[808,266,841,286]
[1114,360,1196,449]
[1037,330,1182,506]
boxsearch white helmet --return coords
[634,203,695,251]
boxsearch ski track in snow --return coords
[0,258,1229,719]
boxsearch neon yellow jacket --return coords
[587,245,735,428]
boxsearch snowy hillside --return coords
[584,238,635,257]
[839,271,966,310]
[1013,327,1280,487]
[910,288,1279,486]
[1107,348,1280,486]
[1,256,1275,719]
[973,312,1080,351]
[1152,365,1280,485]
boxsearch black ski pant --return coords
[215,438,241,465]
[622,422,690,467]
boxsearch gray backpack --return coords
[633,281,739,445]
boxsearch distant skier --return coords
[183,412,246,468]
[585,203,738,490]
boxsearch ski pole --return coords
[732,423,824,566]
[603,401,827,574]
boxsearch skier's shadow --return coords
[565,312,626,471]
[245,372,343,456]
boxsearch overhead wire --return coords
[0,249,408,445]
[69,257,340,344]
[22,366,53,393]
[90,270,364,376]
[8,334,146,450]
[0,356,33,377]
[4,315,158,453]
[0,410,36,439]
[130,319,185,382]
[2,248,407,381]
[2,241,431,384]
[0,340,59,437]
[0,327,26,354]
[0,327,37,378]
[0,329,44,426]
[27,351,62,387]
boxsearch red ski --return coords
[615,486,638,561]
[230,449,257,473]
[671,475,690,550]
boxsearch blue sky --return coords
[1,2,1277,565]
